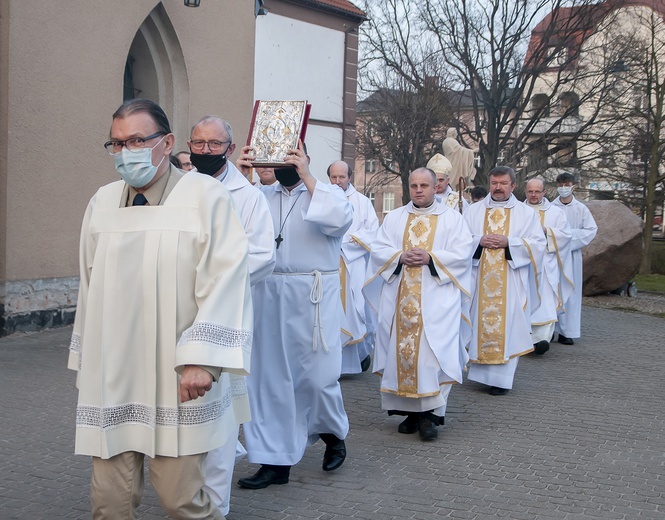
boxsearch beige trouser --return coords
[91,452,224,520]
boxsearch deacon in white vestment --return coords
[524,178,574,355]
[464,166,546,396]
[552,172,598,344]
[235,142,353,490]
[187,116,276,515]
[69,99,252,519]
[365,168,473,440]
[327,160,380,374]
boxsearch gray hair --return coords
[190,115,233,142]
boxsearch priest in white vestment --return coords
[464,166,546,396]
[552,172,598,344]
[187,116,276,516]
[327,160,379,374]
[235,141,353,489]
[427,153,469,212]
[69,99,252,519]
[524,178,574,355]
[365,168,473,440]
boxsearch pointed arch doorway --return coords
[123,2,189,142]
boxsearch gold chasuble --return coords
[477,207,511,364]
[395,214,438,396]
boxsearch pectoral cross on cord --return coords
[276,191,303,249]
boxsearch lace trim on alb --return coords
[69,333,82,370]
[177,322,252,354]
[69,333,81,356]
[76,393,232,430]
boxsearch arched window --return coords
[559,92,579,117]
[124,3,189,141]
[531,94,550,117]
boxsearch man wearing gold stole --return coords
[364,168,473,440]
[464,166,546,396]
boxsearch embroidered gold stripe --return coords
[477,207,510,364]
[395,214,437,396]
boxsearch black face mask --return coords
[274,167,301,187]
[190,152,227,176]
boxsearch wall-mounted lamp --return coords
[184,0,201,7]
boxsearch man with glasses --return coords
[464,166,546,396]
[524,177,574,356]
[175,150,194,171]
[188,115,275,516]
[69,98,253,519]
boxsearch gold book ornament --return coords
[246,100,311,167]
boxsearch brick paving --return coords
[1,306,664,519]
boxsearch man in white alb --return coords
[551,172,598,345]
[524,178,574,355]
[365,167,473,440]
[327,160,379,374]
[464,166,546,396]
[188,115,275,516]
[235,141,353,489]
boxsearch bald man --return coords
[327,160,379,374]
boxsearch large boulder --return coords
[582,200,643,296]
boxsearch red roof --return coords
[525,0,665,69]
[299,0,366,19]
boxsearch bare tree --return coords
[421,0,616,186]
[357,0,458,204]
[578,6,665,273]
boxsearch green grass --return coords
[633,274,665,293]
[652,240,665,275]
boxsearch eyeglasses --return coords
[189,140,230,152]
[104,132,165,155]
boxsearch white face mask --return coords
[557,186,573,198]
[114,137,166,188]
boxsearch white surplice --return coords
[525,199,574,343]
[68,172,253,459]
[464,194,546,389]
[551,196,598,338]
[364,201,473,416]
[340,183,379,374]
[243,180,353,466]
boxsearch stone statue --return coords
[442,128,477,187]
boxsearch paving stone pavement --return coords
[1,306,663,520]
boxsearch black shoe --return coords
[397,413,420,434]
[533,340,550,355]
[418,415,438,441]
[237,465,290,489]
[558,334,574,345]
[360,355,371,372]
[488,386,510,396]
[320,434,346,471]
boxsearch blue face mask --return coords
[114,136,166,188]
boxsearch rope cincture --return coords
[272,269,339,352]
